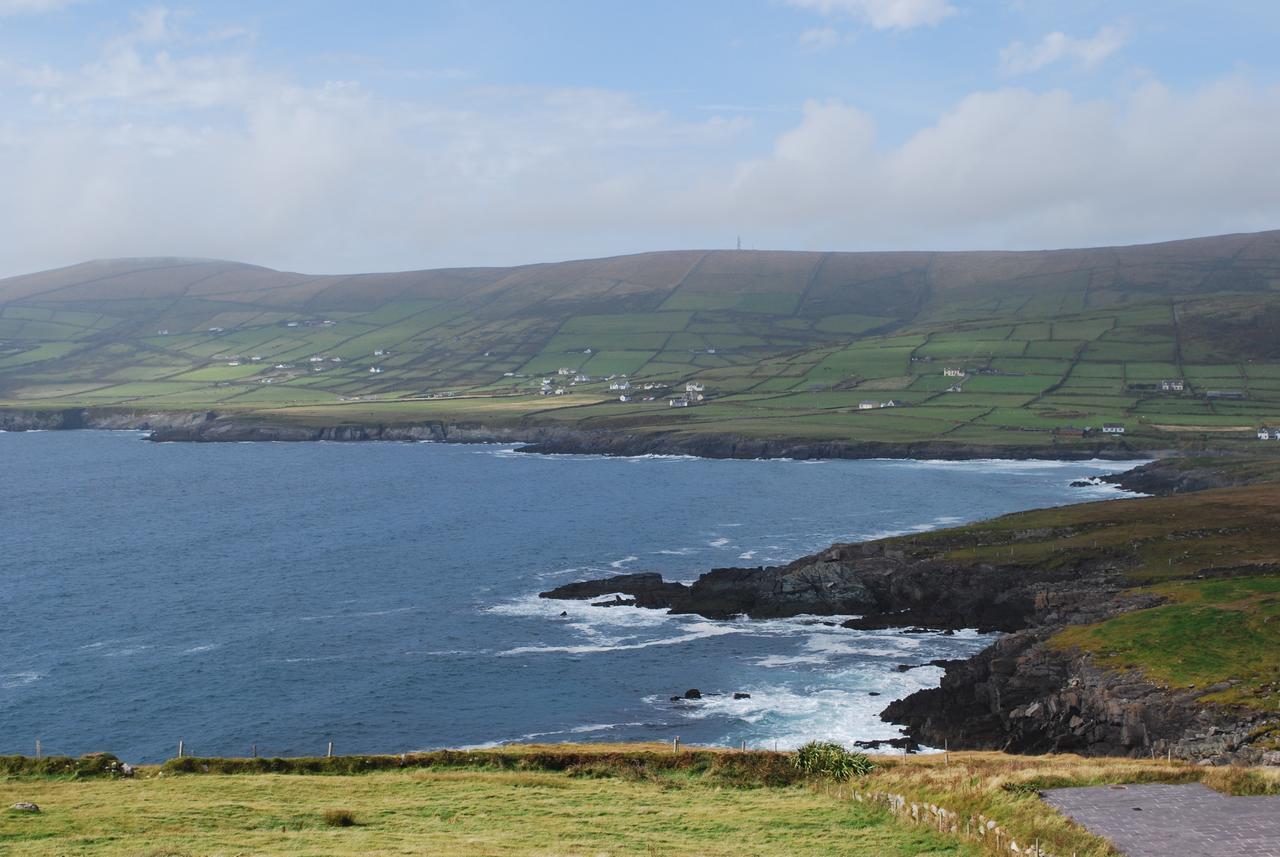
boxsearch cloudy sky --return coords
[2,1,1280,277]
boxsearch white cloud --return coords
[798,26,842,51]
[1000,25,1128,75]
[725,79,1280,250]
[2,7,1280,276]
[785,0,957,31]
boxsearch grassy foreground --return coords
[3,747,1279,856]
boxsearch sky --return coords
[2,1,1280,277]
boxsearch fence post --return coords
[327,741,333,758]
[35,739,41,760]
[252,743,258,759]
[178,739,184,759]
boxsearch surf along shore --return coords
[5,406,1279,765]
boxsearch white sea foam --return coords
[708,537,730,547]
[738,550,757,560]
[1,671,43,689]
[181,643,219,655]
[655,548,696,556]
[608,555,639,569]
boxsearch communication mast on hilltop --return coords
[736,235,741,251]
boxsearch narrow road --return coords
[1043,783,1280,856]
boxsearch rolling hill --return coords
[3,230,1280,452]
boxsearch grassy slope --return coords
[3,748,1278,857]
[867,473,1280,710]
[3,232,1280,451]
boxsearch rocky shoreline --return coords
[0,406,1161,462]
[538,475,1279,764]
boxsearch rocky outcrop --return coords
[882,629,1277,764]
[539,529,1278,762]
[539,572,689,609]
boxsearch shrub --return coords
[321,808,356,827]
[792,742,875,781]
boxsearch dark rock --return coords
[733,692,751,700]
[683,688,702,700]
[868,691,881,697]
[539,573,689,609]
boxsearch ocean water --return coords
[0,431,1144,762]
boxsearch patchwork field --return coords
[4,232,1280,452]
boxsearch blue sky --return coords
[2,1,1280,276]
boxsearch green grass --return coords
[1053,575,1280,709]
[2,747,1276,857]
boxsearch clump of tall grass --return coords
[321,808,356,827]
[792,742,875,781]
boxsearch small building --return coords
[1160,379,1185,393]
[574,374,591,383]
[669,397,690,408]
[558,367,575,376]
[609,380,631,391]
[943,368,965,377]
[618,394,632,402]
[858,400,879,410]
[330,357,342,363]
[309,356,324,363]
[226,361,240,366]
[688,392,705,402]
[368,366,384,374]
[947,383,964,393]
[554,388,567,396]
[1258,427,1279,440]
[686,382,705,393]
[1101,423,1126,434]
[882,400,903,408]
[157,329,169,335]
[374,349,388,357]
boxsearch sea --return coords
[0,430,1145,762]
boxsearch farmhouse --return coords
[1160,379,1185,392]
[609,380,631,391]
[1101,423,1126,434]
[558,367,574,376]
[368,366,384,374]
[943,368,965,377]
[1259,427,1280,440]
[858,400,879,410]
[574,374,591,382]
[946,383,964,393]
[618,394,633,402]
[669,397,690,408]
[686,382,705,393]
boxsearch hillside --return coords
[4,231,1280,452]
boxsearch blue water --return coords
[0,431,1144,762]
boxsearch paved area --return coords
[1043,783,1280,856]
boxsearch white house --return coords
[1101,424,1126,434]
[943,368,965,377]
[309,356,324,363]
[369,366,384,374]
[609,380,631,391]
[374,349,388,357]
[1258,427,1279,440]
[686,382,705,393]
[618,394,632,402]
[669,397,690,408]
[858,400,879,410]
[553,388,567,395]
[574,374,591,383]
[1160,379,1185,392]
[557,367,575,376]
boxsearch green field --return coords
[3,746,1277,857]
[3,235,1280,451]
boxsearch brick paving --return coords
[1043,783,1280,857]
